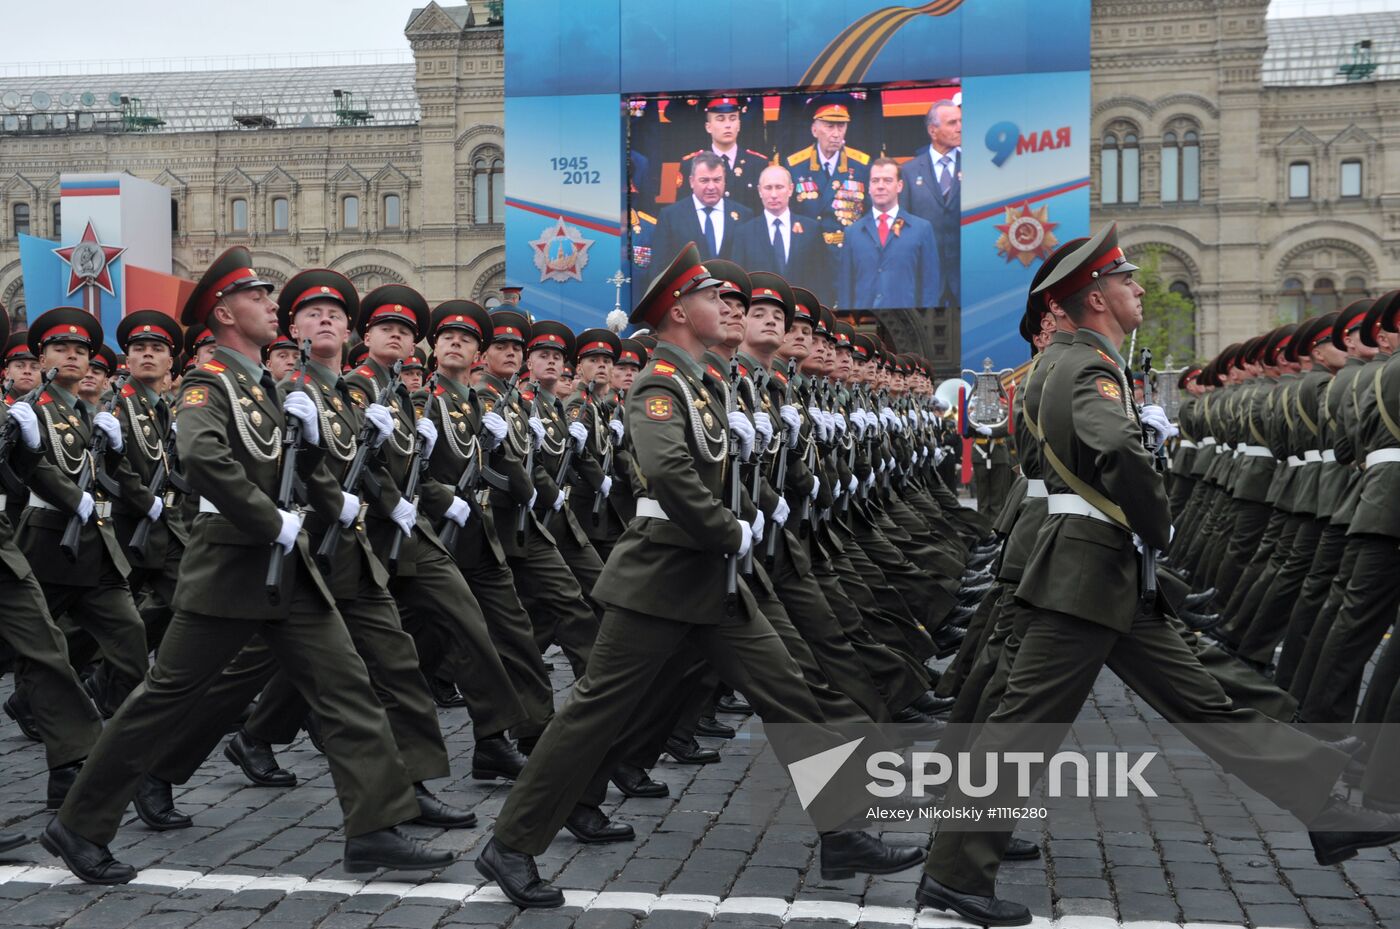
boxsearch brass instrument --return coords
[932,377,965,419]
[1153,355,1186,420]
[960,357,1013,431]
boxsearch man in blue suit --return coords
[731,164,834,305]
[838,157,940,310]
[648,152,752,286]
[899,100,961,307]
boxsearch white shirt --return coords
[819,150,842,176]
[693,195,728,252]
[930,145,961,186]
[765,208,792,254]
[873,204,900,232]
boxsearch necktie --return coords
[877,212,890,247]
[772,217,786,273]
[938,154,954,197]
[702,206,717,255]
[76,402,91,431]
[155,399,170,433]
[722,153,731,170]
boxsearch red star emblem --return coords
[54,221,126,297]
[994,203,1060,267]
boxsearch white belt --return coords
[1286,456,1305,468]
[198,498,220,515]
[30,496,111,518]
[1304,450,1323,463]
[1178,439,1197,449]
[1025,479,1048,498]
[1199,437,1217,447]
[1323,449,1338,463]
[0,494,5,509]
[1046,493,1114,525]
[1364,449,1400,470]
[1239,445,1273,458]
[635,497,669,521]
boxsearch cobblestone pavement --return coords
[0,646,1397,929]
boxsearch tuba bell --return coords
[1153,355,1185,420]
[961,357,1014,431]
[933,378,965,419]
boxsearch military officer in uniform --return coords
[564,326,623,561]
[44,246,451,884]
[263,333,299,382]
[475,243,923,908]
[786,95,870,246]
[677,96,770,214]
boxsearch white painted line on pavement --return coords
[0,864,1261,929]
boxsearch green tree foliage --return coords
[1131,246,1197,369]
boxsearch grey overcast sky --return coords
[2,1,430,73]
[3,0,1399,72]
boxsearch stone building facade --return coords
[1092,0,1400,358]
[0,1,504,323]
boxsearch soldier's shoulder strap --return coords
[1372,364,1400,444]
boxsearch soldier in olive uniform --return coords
[564,327,624,558]
[476,243,924,909]
[14,308,152,720]
[44,247,451,885]
[917,225,1400,928]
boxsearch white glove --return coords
[737,520,754,558]
[850,409,869,439]
[728,411,756,461]
[864,472,876,489]
[147,497,164,522]
[93,410,124,452]
[338,491,361,527]
[752,411,774,448]
[281,392,320,446]
[527,416,546,450]
[8,402,40,450]
[832,474,844,498]
[975,424,993,437]
[445,497,472,527]
[599,475,613,498]
[481,411,508,450]
[779,405,801,449]
[608,419,625,446]
[415,417,438,457]
[810,474,821,500]
[76,492,94,524]
[527,489,538,510]
[1139,404,1179,442]
[364,403,394,448]
[568,420,588,453]
[921,445,930,461]
[847,475,858,495]
[886,456,896,473]
[807,407,828,442]
[772,496,791,526]
[832,413,847,437]
[551,488,565,511]
[821,411,838,442]
[751,509,765,544]
[169,419,178,435]
[276,509,303,553]
[391,498,417,537]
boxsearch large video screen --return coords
[626,84,960,312]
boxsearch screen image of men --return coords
[649,152,753,282]
[678,97,769,213]
[731,164,834,305]
[899,99,961,307]
[837,157,940,309]
[786,95,870,246]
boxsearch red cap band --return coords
[619,350,641,365]
[212,267,258,297]
[292,285,346,311]
[577,340,613,357]
[40,323,91,344]
[494,325,523,339]
[528,333,567,351]
[130,324,174,345]
[368,304,417,332]
[437,314,482,337]
[1048,247,1129,301]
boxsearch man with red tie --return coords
[836,158,941,310]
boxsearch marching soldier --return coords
[563,326,623,561]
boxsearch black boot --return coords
[1003,837,1040,860]
[472,733,527,781]
[1308,794,1400,865]
[695,715,736,739]
[224,731,296,787]
[134,775,192,831]
[911,692,956,716]
[474,836,564,908]
[915,873,1031,926]
[40,819,136,885]
[412,783,477,829]
[564,804,634,844]
[664,735,719,765]
[429,676,467,708]
[1183,587,1217,609]
[715,693,753,715]
[343,826,455,873]
[0,830,26,854]
[818,831,924,880]
[47,761,81,811]
[4,693,40,742]
[931,624,966,659]
[892,706,947,741]
[611,763,668,798]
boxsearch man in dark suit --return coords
[838,157,940,310]
[731,164,833,304]
[899,99,961,308]
[649,152,752,285]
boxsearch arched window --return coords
[1181,131,1200,201]
[272,197,289,232]
[473,155,504,224]
[1162,125,1201,204]
[12,203,29,237]
[1161,132,1179,202]
[1344,276,1368,298]
[1101,134,1119,204]
[342,195,360,230]
[1101,125,1139,205]
[383,194,402,229]
[51,201,61,238]
[1169,280,1194,304]
[1280,277,1305,322]
[1310,277,1337,313]
[230,198,248,233]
